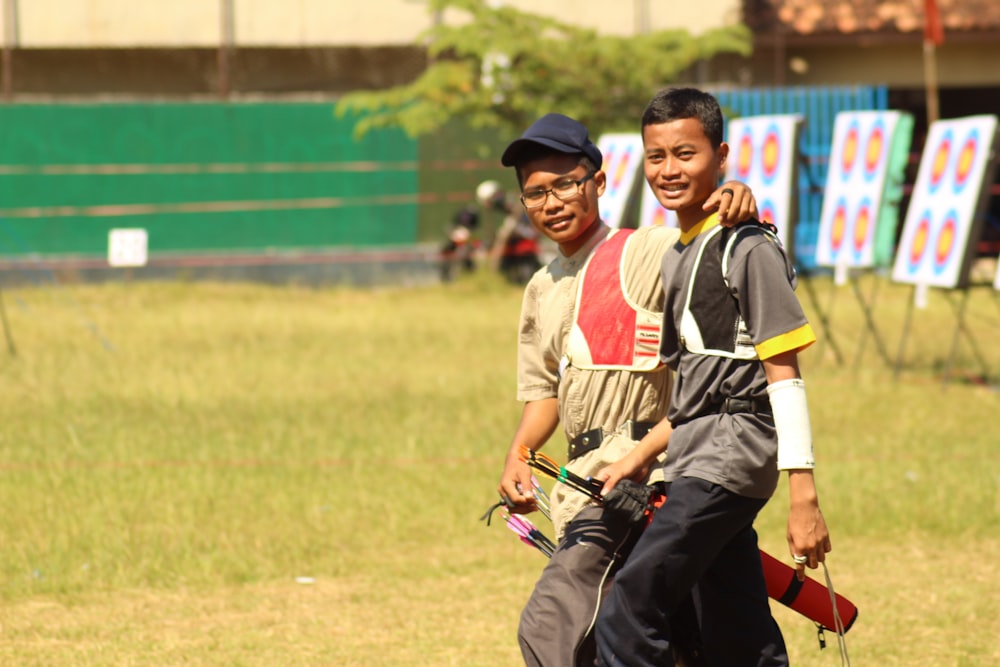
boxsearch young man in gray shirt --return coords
[594,88,832,667]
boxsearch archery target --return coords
[954,132,978,193]
[817,111,906,269]
[596,133,644,228]
[929,131,951,194]
[759,199,777,229]
[892,115,999,288]
[737,133,753,179]
[723,115,802,249]
[841,120,859,179]
[761,126,782,184]
[829,197,848,253]
[863,122,885,181]
[852,197,873,259]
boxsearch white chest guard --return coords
[678,224,777,360]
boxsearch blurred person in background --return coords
[439,201,482,282]
[477,179,544,285]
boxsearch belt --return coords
[673,397,772,428]
[718,397,772,417]
[568,420,659,462]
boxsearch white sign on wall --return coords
[108,228,149,267]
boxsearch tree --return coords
[334,0,752,141]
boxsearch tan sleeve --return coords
[516,277,559,402]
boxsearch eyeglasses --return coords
[520,172,595,209]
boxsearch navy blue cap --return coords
[501,113,603,169]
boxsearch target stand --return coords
[827,266,895,369]
[814,110,915,369]
[890,114,1000,386]
[893,283,995,387]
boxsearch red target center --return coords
[737,134,753,178]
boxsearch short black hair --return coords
[641,87,724,149]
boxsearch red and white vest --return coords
[566,229,663,372]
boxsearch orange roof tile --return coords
[744,0,1000,37]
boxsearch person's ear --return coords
[593,169,607,197]
[718,142,729,171]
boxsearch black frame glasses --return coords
[520,171,596,209]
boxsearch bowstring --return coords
[822,561,851,667]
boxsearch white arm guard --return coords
[766,378,815,470]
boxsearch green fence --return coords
[0,103,430,260]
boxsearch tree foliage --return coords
[335,0,751,140]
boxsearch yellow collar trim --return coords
[679,212,721,246]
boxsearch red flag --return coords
[924,0,944,46]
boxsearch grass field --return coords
[0,270,997,666]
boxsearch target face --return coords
[852,200,871,255]
[596,133,645,228]
[929,130,952,194]
[863,121,885,181]
[892,114,999,288]
[817,111,909,269]
[737,132,753,179]
[723,114,801,249]
[841,121,859,179]
[933,213,957,274]
[830,198,847,253]
[759,200,776,227]
[649,206,667,227]
[954,132,977,193]
[612,145,633,190]
[761,126,781,184]
[908,212,930,270]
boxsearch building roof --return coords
[744,0,1000,39]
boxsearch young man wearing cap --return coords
[592,88,831,666]
[495,111,759,667]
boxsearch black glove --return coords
[602,479,656,525]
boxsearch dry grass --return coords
[0,270,996,665]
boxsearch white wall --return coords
[9,0,220,47]
[1,0,740,48]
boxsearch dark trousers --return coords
[595,477,788,667]
[519,505,707,667]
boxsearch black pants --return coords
[595,477,788,667]
[519,504,706,667]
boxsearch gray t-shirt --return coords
[658,215,815,499]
